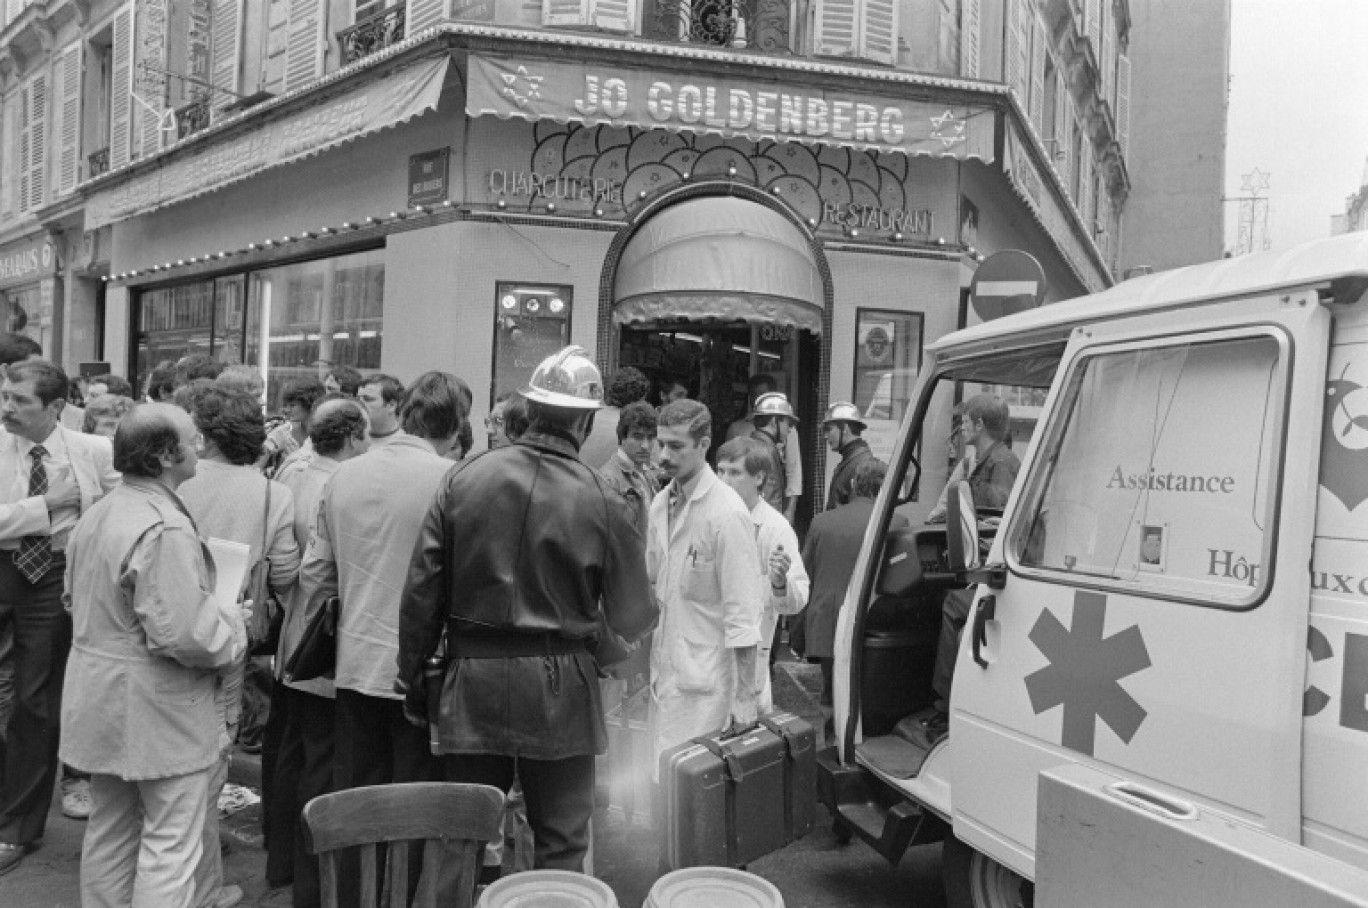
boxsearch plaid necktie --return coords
[15,445,52,583]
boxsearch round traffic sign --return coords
[970,250,1047,321]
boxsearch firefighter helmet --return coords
[751,391,797,421]
[520,345,604,410]
[822,401,867,433]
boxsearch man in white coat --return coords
[715,437,810,712]
[647,400,762,765]
[0,359,119,874]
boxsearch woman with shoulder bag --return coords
[178,383,300,908]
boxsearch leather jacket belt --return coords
[446,633,585,659]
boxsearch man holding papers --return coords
[60,403,247,908]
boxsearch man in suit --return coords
[0,358,120,874]
[799,458,903,738]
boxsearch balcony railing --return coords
[644,0,792,53]
[87,147,110,179]
[175,100,211,141]
[337,5,407,66]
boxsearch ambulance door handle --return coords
[971,595,996,668]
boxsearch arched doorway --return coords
[608,193,829,521]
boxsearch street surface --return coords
[0,659,947,908]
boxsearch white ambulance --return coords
[820,233,1368,906]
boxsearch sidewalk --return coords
[0,657,838,908]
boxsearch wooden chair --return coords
[303,782,506,908]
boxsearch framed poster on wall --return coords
[853,308,924,462]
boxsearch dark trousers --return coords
[442,753,595,872]
[0,554,69,846]
[262,677,289,883]
[333,689,436,792]
[334,690,439,908]
[932,588,974,713]
[268,687,335,908]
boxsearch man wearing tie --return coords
[0,359,119,874]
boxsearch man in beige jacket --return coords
[60,404,246,908]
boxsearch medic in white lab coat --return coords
[715,437,810,712]
[647,401,763,767]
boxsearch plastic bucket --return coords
[644,867,784,908]
[476,869,618,908]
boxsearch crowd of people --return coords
[0,331,1017,908]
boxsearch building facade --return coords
[1118,0,1228,273]
[1,0,1134,516]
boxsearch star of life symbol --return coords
[1024,591,1151,756]
[500,65,544,109]
[929,110,967,147]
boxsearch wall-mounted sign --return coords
[0,235,56,289]
[467,53,994,162]
[470,118,953,243]
[487,170,622,204]
[408,147,450,207]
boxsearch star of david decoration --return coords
[1240,168,1271,196]
[500,65,544,109]
[1024,591,1151,756]
[929,110,967,147]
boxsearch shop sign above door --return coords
[0,235,56,290]
[467,53,994,163]
[470,117,955,244]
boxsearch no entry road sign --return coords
[971,250,1047,321]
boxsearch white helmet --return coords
[521,345,604,410]
[822,401,867,433]
[751,391,797,421]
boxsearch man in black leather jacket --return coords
[396,347,656,873]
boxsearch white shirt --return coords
[647,467,762,694]
[14,426,78,545]
[748,497,810,710]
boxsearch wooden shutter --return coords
[1053,69,1069,175]
[0,96,10,219]
[858,0,898,65]
[210,0,243,114]
[1078,149,1093,224]
[812,0,857,56]
[1100,1,1114,106]
[1084,0,1101,52]
[407,0,448,32]
[131,1,170,162]
[592,0,634,33]
[1005,0,1030,101]
[54,44,81,195]
[960,0,980,78]
[543,0,591,27]
[1116,53,1131,157]
[1029,17,1046,132]
[284,0,325,92]
[28,74,45,210]
[110,6,132,170]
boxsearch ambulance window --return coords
[1011,335,1283,605]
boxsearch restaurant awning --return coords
[614,197,824,333]
[85,55,450,230]
[467,53,994,163]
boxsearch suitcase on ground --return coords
[659,711,816,869]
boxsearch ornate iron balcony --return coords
[337,5,407,66]
[645,0,792,53]
[175,100,211,141]
[87,147,110,179]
